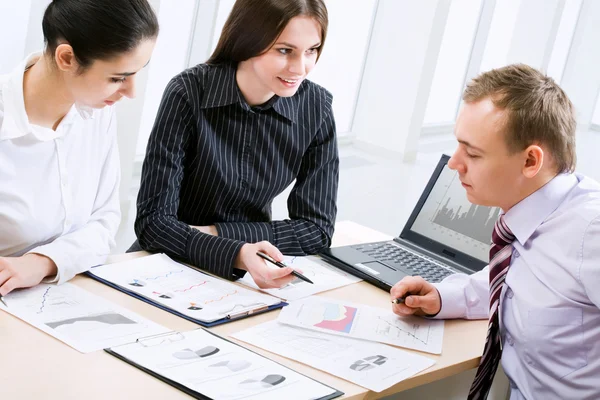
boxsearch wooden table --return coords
[0,221,487,399]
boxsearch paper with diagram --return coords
[239,255,361,300]
[277,297,444,354]
[0,283,168,353]
[107,328,342,400]
[233,320,435,392]
[88,254,284,324]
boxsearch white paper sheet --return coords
[277,296,444,354]
[233,320,436,392]
[89,254,283,323]
[0,283,168,353]
[239,255,361,300]
[110,328,340,400]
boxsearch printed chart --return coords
[278,297,444,354]
[233,321,436,392]
[111,328,338,400]
[240,255,361,300]
[0,283,168,353]
[89,254,282,323]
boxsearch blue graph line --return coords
[145,269,184,281]
[289,257,297,264]
[37,287,52,314]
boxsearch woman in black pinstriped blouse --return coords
[132,0,339,289]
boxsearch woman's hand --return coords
[0,254,58,296]
[234,241,296,289]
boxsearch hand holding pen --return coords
[390,276,441,317]
[256,252,313,284]
[234,242,299,289]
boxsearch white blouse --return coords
[0,53,121,284]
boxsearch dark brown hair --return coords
[207,0,328,65]
[463,64,577,173]
[42,0,159,70]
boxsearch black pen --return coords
[391,297,406,304]
[256,252,314,284]
[0,294,7,307]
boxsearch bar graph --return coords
[410,165,500,261]
[432,198,500,244]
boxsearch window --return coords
[423,0,483,125]
[479,0,522,72]
[135,0,196,155]
[546,0,583,83]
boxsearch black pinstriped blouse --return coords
[133,62,339,280]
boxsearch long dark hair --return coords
[42,0,159,69]
[207,0,328,65]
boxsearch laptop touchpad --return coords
[357,260,397,274]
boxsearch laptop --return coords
[320,154,500,291]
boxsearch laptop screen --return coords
[408,162,500,263]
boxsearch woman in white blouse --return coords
[0,0,158,295]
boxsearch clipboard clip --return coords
[226,303,269,319]
[136,331,185,347]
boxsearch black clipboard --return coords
[86,270,286,327]
[105,328,344,400]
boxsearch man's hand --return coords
[390,276,442,317]
[234,241,296,289]
[0,254,58,296]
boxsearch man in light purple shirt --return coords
[391,64,600,400]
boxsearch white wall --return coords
[0,0,33,74]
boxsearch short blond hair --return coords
[463,64,576,173]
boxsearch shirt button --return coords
[506,334,514,346]
[506,288,514,299]
[513,250,520,258]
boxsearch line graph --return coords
[375,317,431,345]
[174,281,209,293]
[37,287,52,314]
[145,269,184,281]
[89,253,282,324]
[204,290,238,304]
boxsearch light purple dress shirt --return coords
[434,173,600,400]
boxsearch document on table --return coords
[0,283,168,353]
[89,254,284,325]
[277,296,444,354]
[233,320,436,392]
[107,328,343,400]
[239,256,361,301]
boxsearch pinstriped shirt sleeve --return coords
[215,92,338,254]
[134,77,245,279]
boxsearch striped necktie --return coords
[468,215,515,400]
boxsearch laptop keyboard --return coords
[352,242,454,283]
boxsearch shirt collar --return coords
[504,173,579,245]
[0,52,94,142]
[199,63,299,123]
